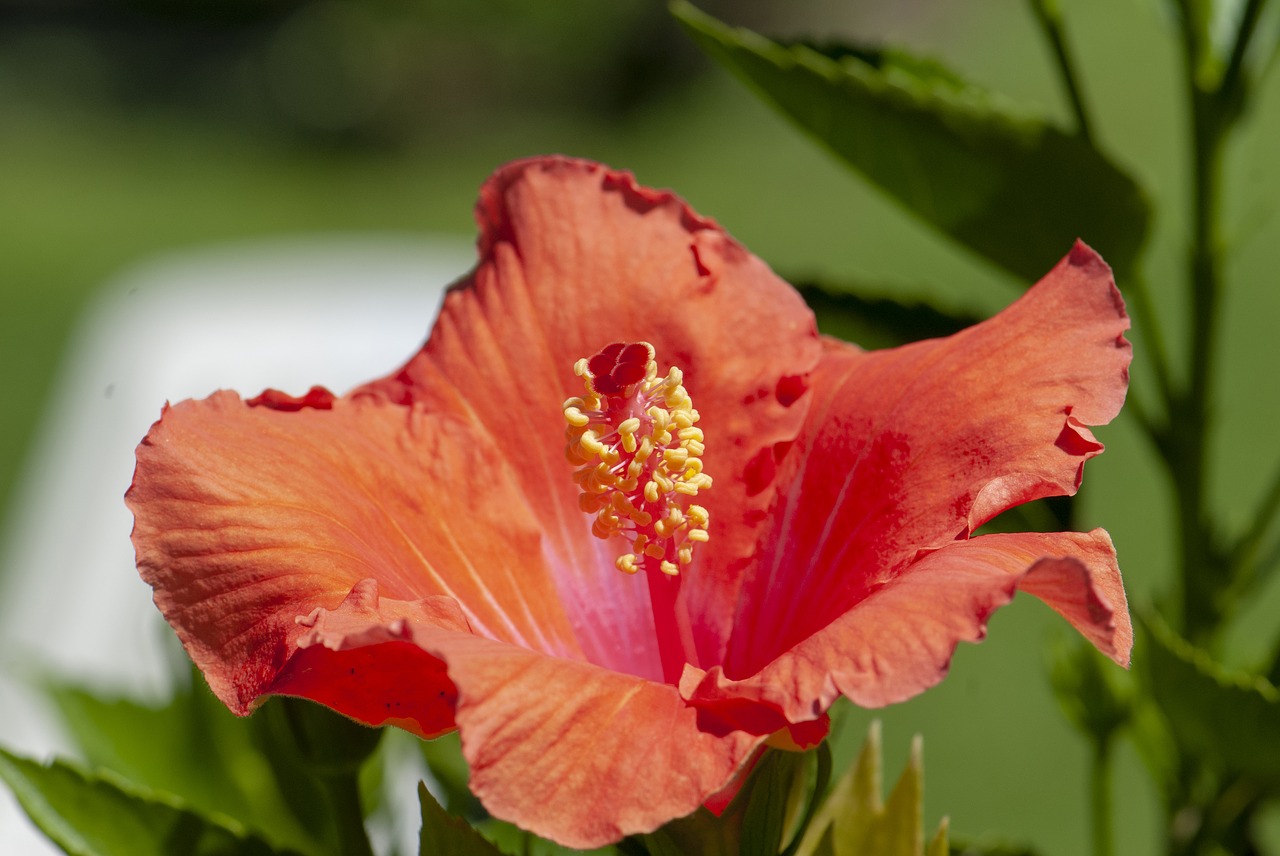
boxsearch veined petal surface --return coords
[129,392,582,717]
[357,157,821,672]
[684,242,1132,720]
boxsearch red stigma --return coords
[586,342,654,395]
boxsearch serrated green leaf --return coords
[794,723,946,856]
[417,782,506,856]
[672,0,1151,283]
[43,676,328,855]
[1142,612,1280,784]
[0,748,302,856]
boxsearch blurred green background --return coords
[2,0,1279,853]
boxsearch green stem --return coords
[1030,0,1177,421]
[1220,0,1269,103]
[1027,0,1095,142]
[1172,0,1229,645]
[319,772,377,856]
[1231,457,1280,580]
[1091,741,1115,856]
[1123,273,1177,425]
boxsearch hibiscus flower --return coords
[127,156,1132,849]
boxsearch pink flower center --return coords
[563,341,711,577]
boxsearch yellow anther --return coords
[579,431,605,456]
[663,447,690,469]
[565,342,713,577]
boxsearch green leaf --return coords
[1142,611,1280,785]
[671,0,1151,283]
[947,841,1042,856]
[419,731,485,819]
[794,722,947,856]
[740,750,811,856]
[417,782,507,856]
[43,676,329,855]
[0,748,301,856]
[793,280,980,349]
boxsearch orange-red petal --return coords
[356,157,821,672]
[721,241,1130,679]
[128,391,585,716]
[682,529,1130,728]
[263,578,763,846]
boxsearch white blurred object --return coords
[0,234,469,855]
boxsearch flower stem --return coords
[1220,0,1269,104]
[1231,457,1280,585]
[1027,0,1095,142]
[1029,0,1177,419]
[1170,0,1230,645]
[1091,741,1115,856]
